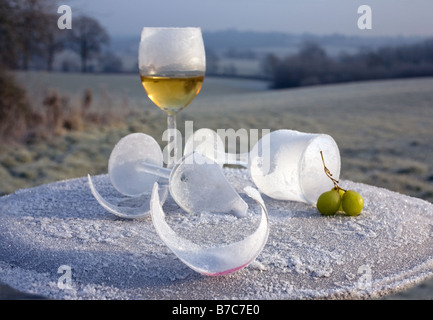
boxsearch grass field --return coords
[2,72,432,205]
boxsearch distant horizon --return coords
[109,28,431,40]
[66,0,433,39]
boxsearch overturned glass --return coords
[88,134,248,219]
[184,129,341,204]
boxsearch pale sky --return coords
[64,0,433,38]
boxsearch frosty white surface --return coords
[108,133,163,196]
[139,27,206,75]
[150,183,269,276]
[249,130,340,204]
[1,171,433,299]
[169,152,248,218]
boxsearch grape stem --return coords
[320,151,347,192]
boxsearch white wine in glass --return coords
[139,27,206,168]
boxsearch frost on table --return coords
[0,169,432,300]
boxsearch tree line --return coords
[0,0,118,73]
[0,0,123,143]
[262,38,433,89]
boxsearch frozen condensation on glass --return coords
[184,129,341,205]
[139,28,206,75]
[249,130,340,204]
[88,133,166,219]
[108,133,163,196]
[169,152,248,218]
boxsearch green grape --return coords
[342,190,364,216]
[316,189,341,216]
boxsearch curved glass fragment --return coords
[150,183,269,276]
[88,174,168,219]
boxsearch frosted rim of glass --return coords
[139,27,206,74]
[140,27,202,41]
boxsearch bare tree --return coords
[261,53,279,79]
[16,0,55,70]
[0,0,23,68]
[68,15,110,73]
[43,14,65,71]
[0,0,60,70]
[99,52,123,73]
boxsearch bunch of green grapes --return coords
[316,187,364,216]
[316,151,364,217]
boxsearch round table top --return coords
[0,169,432,300]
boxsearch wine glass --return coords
[138,27,206,168]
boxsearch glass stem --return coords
[167,113,177,169]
